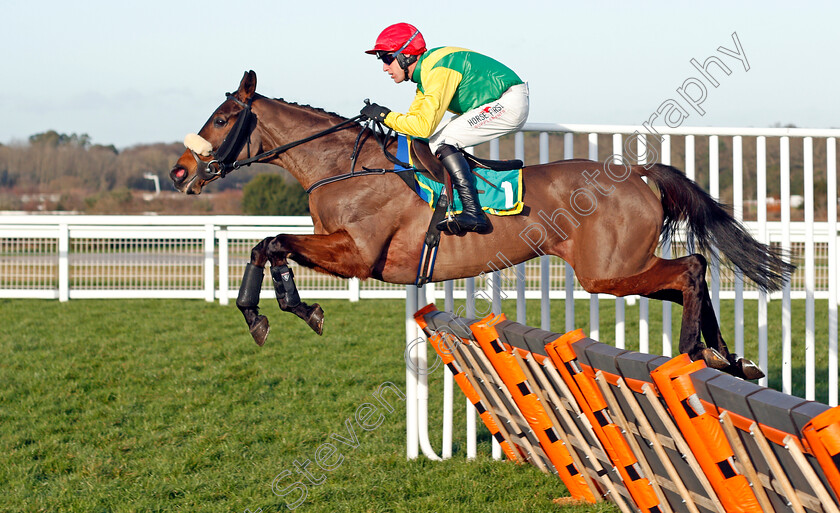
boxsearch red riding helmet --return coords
[365,23,427,56]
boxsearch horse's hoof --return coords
[249,315,270,346]
[736,358,765,380]
[700,348,730,370]
[307,304,324,335]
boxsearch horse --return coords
[170,71,794,380]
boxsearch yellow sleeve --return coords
[383,67,462,139]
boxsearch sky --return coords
[2,0,838,149]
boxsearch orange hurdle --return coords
[546,329,663,513]
[650,354,762,513]
[471,314,596,503]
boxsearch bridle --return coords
[192,94,410,191]
[195,93,257,180]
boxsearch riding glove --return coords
[360,102,391,122]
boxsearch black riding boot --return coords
[435,144,490,235]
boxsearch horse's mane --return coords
[266,95,399,147]
[270,97,349,123]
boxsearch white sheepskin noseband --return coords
[184,133,213,157]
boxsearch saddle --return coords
[405,139,524,287]
[408,139,523,184]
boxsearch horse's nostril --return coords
[171,167,187,182]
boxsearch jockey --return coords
[362,22,529,235]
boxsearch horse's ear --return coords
[237,70,257,101]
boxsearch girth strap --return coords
[415,193,450,287]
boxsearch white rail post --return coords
[588,133,599,341]
[661,134,672,357]
[637,134,649,354]
[804,137,816,400]
[757,136,768,387]
[564,133,575,333]
[781,136,793,395]
[442,280,454,459]
[409,284,441,461]
[828,137,838,406]
[733,136,744,358]
[405,285,419,459]
[539,132,551,331]
[709,135,721,319]
[218,226,229,305]
[349,278,360,302]
[58,221,69,302]
[612,133,626,350]
[204,223,215,303]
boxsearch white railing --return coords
[0,215,370,302]
[1,216,835,301]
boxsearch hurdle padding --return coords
[495,320,644,511]
[569,335,722,513]
[414,305,840,513]
[414,305,522,463]
[550,329,714,512]
[570,333,840,513]
[491,318,639,509]
[471,315,599,504]
[650,355,763,512]
[413,305,564,476]
[802,408,840,509]
[416,306,599,503]
[546,329,667,513]
[689,366,840,512]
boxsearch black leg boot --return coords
[435,144,490,235]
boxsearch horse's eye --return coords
[214,117,226,127]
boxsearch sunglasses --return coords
[376,51,397,65]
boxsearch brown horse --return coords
[170,71,793,380]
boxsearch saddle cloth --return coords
[395,135,524,216]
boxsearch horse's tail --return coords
[637,163,795,292]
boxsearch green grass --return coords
[0,297,832,512]
[0,299,620,513]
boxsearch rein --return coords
[304,119,412,193]
[198,95,411,193]
[233,116,365,171]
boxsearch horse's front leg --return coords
[236,237,272,346]
[267,255,325,337]
[234,235,325,345]
[237,230,371,345]
[266,230,373,336]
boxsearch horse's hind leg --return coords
[696,279,764,380]
[653,255,763,379]
[637,255,724,365]
[581,254,763,379]
[581,255,707,357]
[646,275,762,378]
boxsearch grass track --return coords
[0,297,831,512]
[0,299,618,513]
